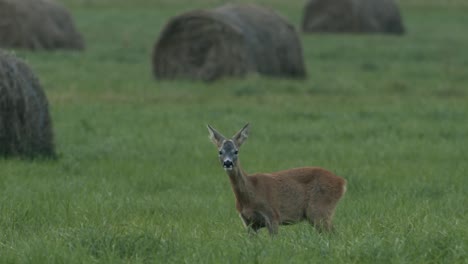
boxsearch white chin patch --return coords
[224,166,233,171]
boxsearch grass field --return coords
[1,0,467,263]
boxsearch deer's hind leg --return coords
[305,181,345,232]
[306,205,334,232]
[305,195,339,232]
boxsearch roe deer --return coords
[207,123,346,235]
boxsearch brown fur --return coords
[208,124,346,235]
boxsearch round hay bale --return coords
[0,0,84,50]
[152,4,306,81]
[0,50,55,158]
[302,0,405,35]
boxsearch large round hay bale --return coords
[152,4,306,81]
[0,0,84,50]
[0,50,55,158]
[302,0,405,35]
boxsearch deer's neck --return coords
[226,162,253,205]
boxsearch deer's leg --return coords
[267,220,279,235]
[306,205,334,232]
[239,213,257,235]
[259,210,279,235]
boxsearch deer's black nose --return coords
[223,160,233,168]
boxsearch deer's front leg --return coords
[259,211,279,235]
[239,213,258,235]
[267,220,279,235]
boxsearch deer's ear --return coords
[232,123,250,148]
[207,124,225,147]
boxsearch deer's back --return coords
[276,166,344,183]
[249,167,346,199]
[279,167,346,199]
[247,167,346,224]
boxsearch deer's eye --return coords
[218,150,223,155]
[234,150,238,155]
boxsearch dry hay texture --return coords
[152,4,306,81]
[0,50,55,158]
[302,0,405,34]
[0,0,84,50]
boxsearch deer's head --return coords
[207,123,250,171]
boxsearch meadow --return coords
[1,0,467,263]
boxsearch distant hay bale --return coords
[302,0,405,35]
[0,0,84,50]
[152,4,306,81]
[0,50,55,158]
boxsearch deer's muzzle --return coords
[223,160,234,170]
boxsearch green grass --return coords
[1,0,467,263]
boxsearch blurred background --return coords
[0,0,466,263]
